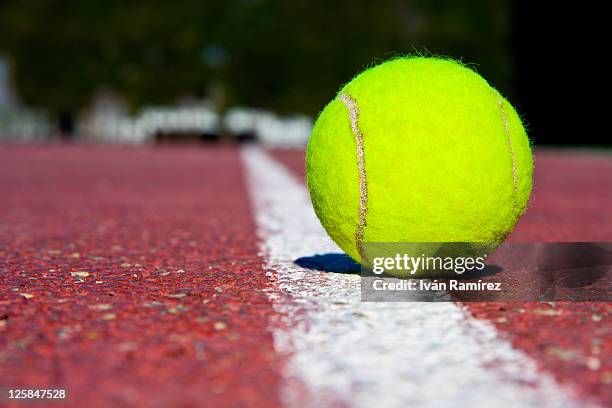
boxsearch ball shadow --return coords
[456,264,503,279]
[294,253,361,274]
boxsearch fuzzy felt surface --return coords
[306,57,533,269]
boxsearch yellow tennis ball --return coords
[306,57,533,275]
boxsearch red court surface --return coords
[1,145,611,406]
[0,146,283,407]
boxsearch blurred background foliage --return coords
[0,0,511,116]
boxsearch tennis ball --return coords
[306,57,532,277]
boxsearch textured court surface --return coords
[1,145,611,407]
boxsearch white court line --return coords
[242,146,585,408]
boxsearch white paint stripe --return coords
[242,146,586,408]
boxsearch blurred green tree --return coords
[0,0,511,131]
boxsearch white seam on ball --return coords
[339,93,368,261]
[497,98,519,203]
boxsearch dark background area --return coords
[512,2,603,146]
[0,0,605,145]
